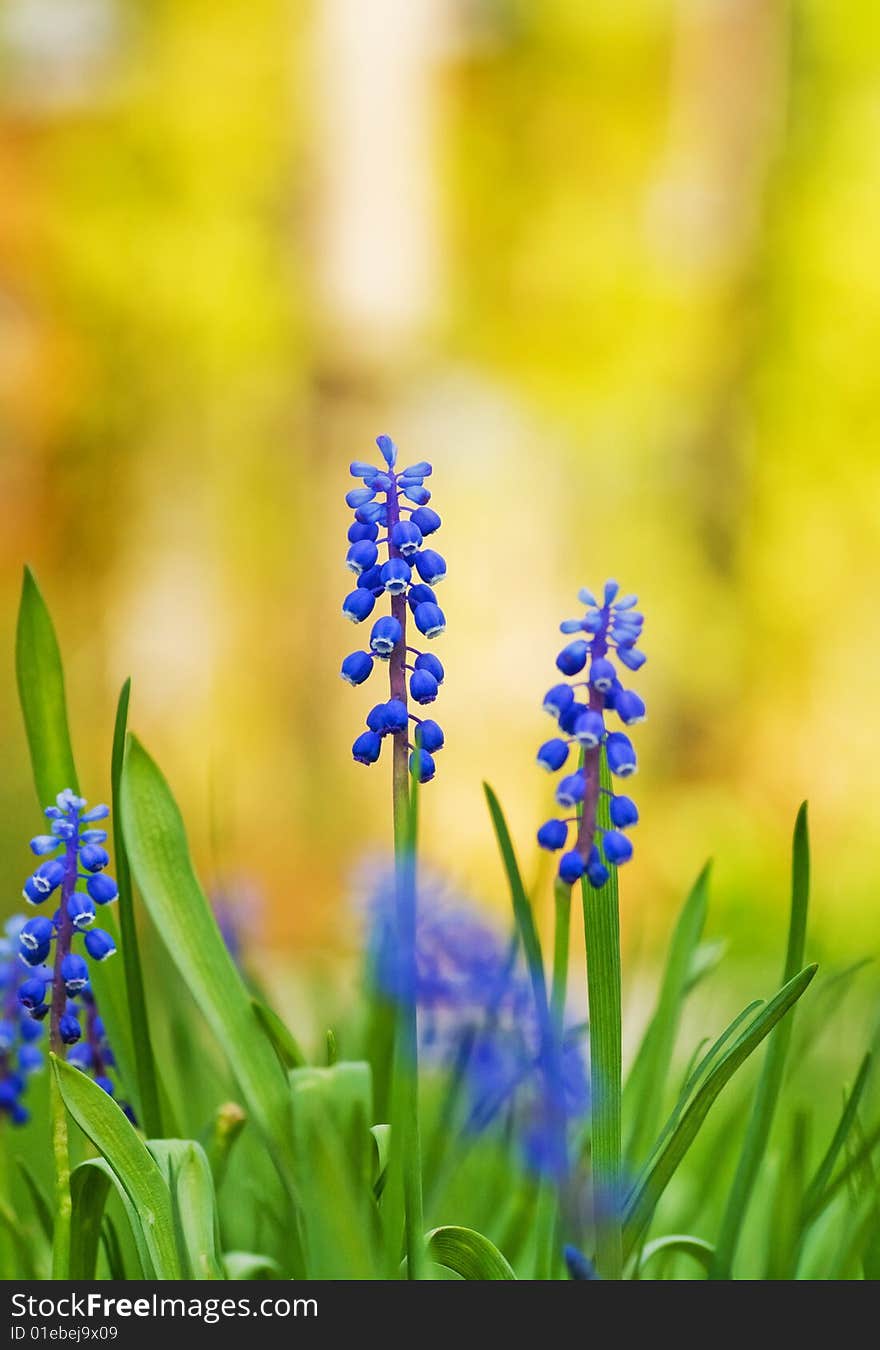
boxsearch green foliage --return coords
[4,564,879,1283]
[424,1227,516,1280]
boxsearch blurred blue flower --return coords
[362,867,588,1180]
[0,918,44,1124]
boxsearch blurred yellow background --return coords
[1,0,877,962]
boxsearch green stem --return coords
[391,764,426,1280]
[533,1181,557,1280]
[49,1060,72,1277]
[581,750,622,1279]
[551,880,571,1037]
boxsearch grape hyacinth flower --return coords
[536,582,645,887]
[341,436,447,787]
[19,790,118,1058]
[364,867,588,1180]
[0,919,44,1125]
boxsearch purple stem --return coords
[49,813,79,1057]
[574,611,610,859]
[384,479,410,823]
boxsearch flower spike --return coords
[341,437,447,780]
[537,581,646,886]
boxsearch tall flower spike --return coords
[19,791,118,1066]
[341,436,447,782]
[536,581,645,887]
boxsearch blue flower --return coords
[564,1245,600,1281]
[17,794,120,1058]
[340,651,374,686]
[342,590,376,624]
[410,669,438,704]
[0,920,45,1124]
[342,438,448,779]
[535,582,645,886]
[65,988,130,1111]
[413,602,446,639]
[414,719,444,753]
[537,739,569,773]
[369,616,402,658]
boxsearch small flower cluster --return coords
[341,436,446,784]
[536,581,645,887]
[0,919,43,1125]
[364,868,588,1178]
[18,790,118,1048]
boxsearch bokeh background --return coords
[1,0,878,1002]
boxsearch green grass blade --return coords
[710,802,810,1278]
[75,1159,152,1278]
[53,1057,180,1278]
[252,999,306,1069]
[483,783,550,1017]
[425,1226,517,1280]
[15,569,136,1140]
[111,679,163,1138]
[801,1052,873,1218]
[100,1217,127,1280]
[764,1109,809,1279]
[483,782,561,1277]
[803,1117,880,1222]
[637,1233,714,1277]
[624,863,710,1166]
[15,566,79,802]
[69,1161,145,1280]
[119,735,296,1192]
[623,963,818,1261]
[148,1141,225,1279]
[633,1000,765,1191]
[68,1163,113,1280]
[580,750,622,1279]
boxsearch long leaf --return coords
[53,1057,181,1278]
[224,1252,282,1279]
[425,1225,516,1280]
[15,566,78,803]
[624,864,710,1165]
[803,1117,880,1222]
[119,736,296,1192]
[637,1233,714,1277]
[483,783,550,1018]
[111,679,163,1137]
[623,963,818,1260]
[710,803,810,1278]
[148,1141,225,1279]
[252,999,306,1070]
[802,1052,873,1218]
[15,1158,53,1246]
[15,569,136,1133]
[631,1000,764,1194]
[70,1159,151,1280]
